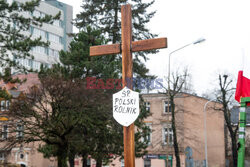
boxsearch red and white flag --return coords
[235,51,250,102]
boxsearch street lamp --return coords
[167,38,206,110]
[166,37,205,167]
[168,37,206,89]
[203,99,215,167]
[168,38,207,167]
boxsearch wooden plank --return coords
[123,124,135,167]
[132,38,167,52]
[89,44,120,56]
[122,5,133,87]
[121,4,135,167]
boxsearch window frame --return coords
[32,46,46,55]
[164,101,171,113]
[49,33,60,44]
[32,27,46,39]
[162,124,173,145]
[1,101,5,111]
[121,159,125,167]
[0,152,4,161]
[141,123,152,145]
[145,101,150,112]
[144,158,151,167]
[2,125,8,139]
[6,100,10,110]
[16,123,24,139]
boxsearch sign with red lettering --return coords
[113,86,139,126]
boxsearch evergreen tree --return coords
[75,0,157,78]
[0,0,60,73]
[60,26,120,79]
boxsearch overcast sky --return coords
[59,0,250,95]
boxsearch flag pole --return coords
[237,97,250,167]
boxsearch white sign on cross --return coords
[113,86,139,127]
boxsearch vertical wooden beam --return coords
[121,4,135,167]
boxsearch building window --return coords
[32,10,40,17]
[144,123,152,145]
[6,100,10,110]
[48,48,59,59]
[145,102,150,112]
[16,59,31,68]
[52,20,61,27]
[2,125,8,139]
[33,61,41,70]
[43,63,51,68]
[87,158,91,167]
[32,27,46,39]
[0,153,4,160]
[48,48,53,56]
[24,59,29,67]
[17,59,42,71]
[33,10,45,18]
[16,124,23,139]
[49,33,60,44]
[121,159,125,167]
[1,101,5,111]
[28,59,33,68]
[20,153,24,159]
[163,125,173,145]
[164,101,171,113]
[54,50,59,59]
[144,159,151,167]
[0,100,9,111]
[32,46,46,55]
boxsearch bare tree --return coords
[158,68,192,167]
[169,69,191,167]
[215,74,238,167]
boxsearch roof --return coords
[141,92,216,102]
[8,90,21,98]
[0,73,40,98]
[13,73,40,92]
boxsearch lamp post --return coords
[167,37,206,110]
[166,37,205,167]
[168,37,206,92]
[203,99,214,167]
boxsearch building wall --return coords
[182,94,225,167]
[0,89,56,166]
[44,0,73,51]
[5,143,56,167]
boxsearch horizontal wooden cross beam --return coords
[90,37,167,56]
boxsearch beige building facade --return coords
[110,93,225,167]
[0,74,57,167]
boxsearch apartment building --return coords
[111,93,225,167]
[13,0,73,71]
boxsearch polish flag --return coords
[235,51,250,102]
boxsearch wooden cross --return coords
[90,4,167,167]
